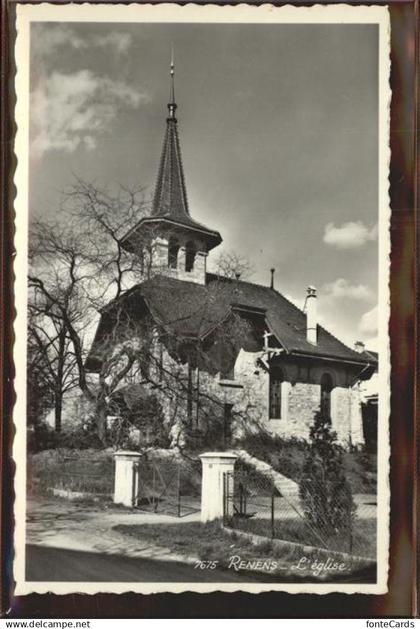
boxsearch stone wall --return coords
[274,381,320,441]
[142,235,207,285]
[117,338,367,448]
[349,385,365,446]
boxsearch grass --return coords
[231,516,376,559]
[114,520,297,573]
[115,520,257,563]
[114,520,376,582]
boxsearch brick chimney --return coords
[306,286,317,345]
[354,340,365,354]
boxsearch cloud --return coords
[323,278,373,301]
[323,221,377,249]
[31,70,147,156]
[359,305,378,335]
[32,24,133,59]
[93,32,132,54]
[31,25,85,58]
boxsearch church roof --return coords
[86,61,378,380]
[86,273,377,372]
[362,349,378,362]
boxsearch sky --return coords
[29,21,379,350]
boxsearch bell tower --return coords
[121,51,222,285]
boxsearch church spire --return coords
[120,51,222,259]
[152,49,190,218]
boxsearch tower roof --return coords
[121,52,222,253]
[152,102,190,219]
[152,48,189,219]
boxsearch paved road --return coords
[26,544,258,583]
[25,497,376,585]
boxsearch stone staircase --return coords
[233,449,299,499]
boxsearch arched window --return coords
[320,373,333,419]
[185,241,196,272]
[168,237,179,269]
[269,367,283,419]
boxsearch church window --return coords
[168,237,179,269]
[219,340,236,380]
[269,367,283,419]
[221,363,235,381]
[185,241,196,272]
[320,373,333,419]
[157,341,164,382]
[223,403,233,447]
[187,360,193,424]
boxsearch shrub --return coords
[107,389,170,449]
[237,431,309,481]
[27,423,59,452]
[299,411,357,540]
[28,419,104,452]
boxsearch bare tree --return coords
[89,263,266,449]
[28,300,79,431]
[61,178,150,302]
[212,251,254,281]
[28,216,93,397]
[27,325,54,433]
[28,178,176,441]
[29,177,265,449]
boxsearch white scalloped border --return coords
[12,2,391,598]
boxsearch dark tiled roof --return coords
[203,274,375,364]
[362,349,378,362]
[153,118,189,219]
[87,274,377,370]
[121,215,222,253]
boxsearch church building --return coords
[86,59,377,449]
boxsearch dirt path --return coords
[27,496,202,564]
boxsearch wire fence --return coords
[33,455,115,496]
[224,467,376,559]
[30,451,202,516]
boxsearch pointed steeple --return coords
[121,52,222,261]
[152,51,190,219]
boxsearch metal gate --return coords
[223,467,278,537]
[136,456,201,518]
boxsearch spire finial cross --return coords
[168,45,177,119]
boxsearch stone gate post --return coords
[199,451,237,523]
[113,450,141,507]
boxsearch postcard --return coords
[12,2,390,596]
